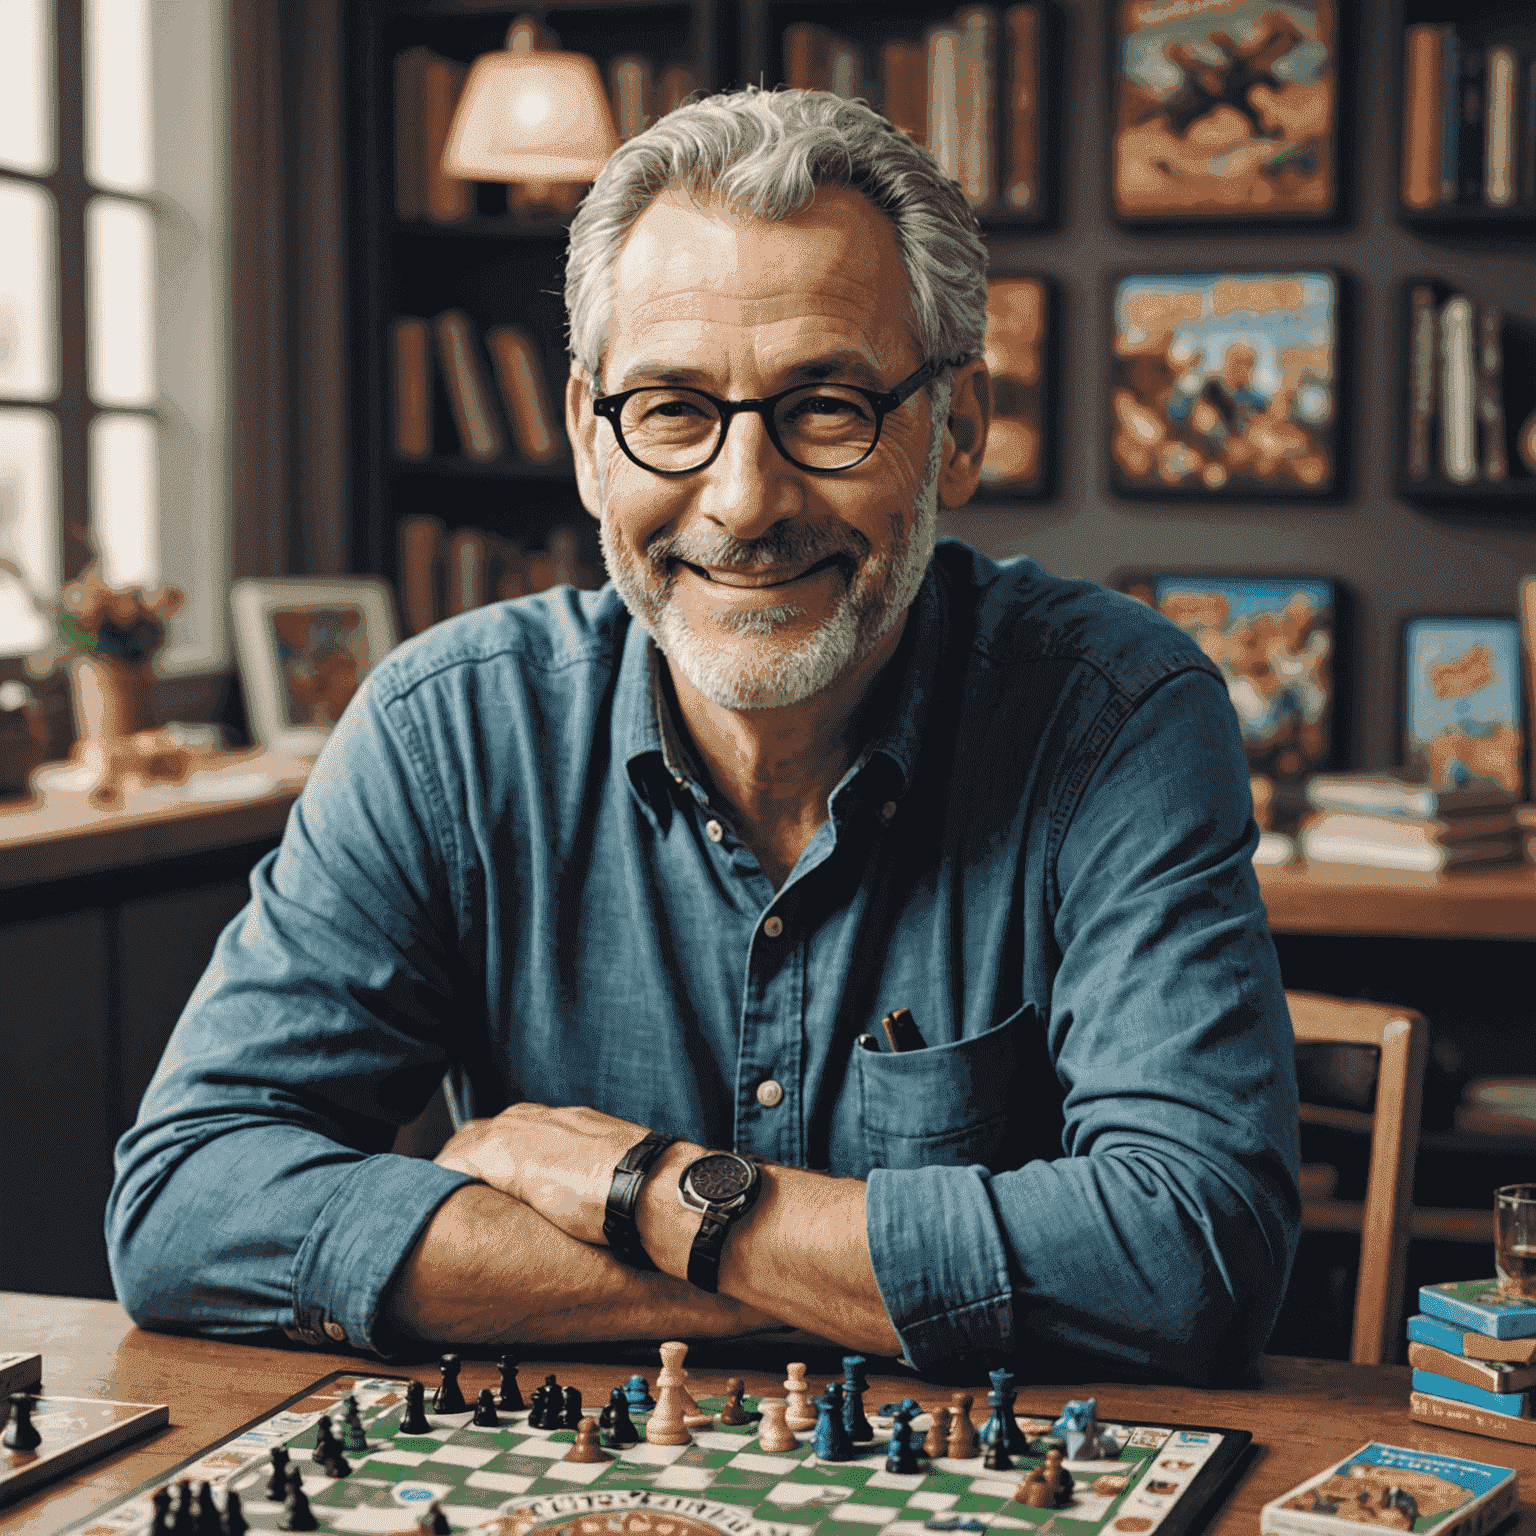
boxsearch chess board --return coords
[2,1396,168,1505]
[63,1373,1250,1536]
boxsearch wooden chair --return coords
[1287,990,1429,1366]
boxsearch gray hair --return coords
[564,87,989,389]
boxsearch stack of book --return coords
[1404,285,1512,486]
[1409,1281,1536,1447]
[1299,773,1521,872]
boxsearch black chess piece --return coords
[340,1396,368,1454]
[400,1380,431,1436]
[978,1369,1028,1455]
[2,1393,41,1451]
[266,1446,290,1500]
[222,1488,249,1536]
[599,1387,638,1448]
[885,1406,920,1475]
[420,1501,452,1534]
[982,1430,1013,1472]
[718,1378,750,1426]
[194,1481,222,1536]
[150,1487,174,1536]
[526,1383,548,1429]
[560,1386,583,1430]
[312,1416,338,1464]
[841,1356,873,1443]
[173,1479,197,1533]
[433,1353,466,1415]
[318,1443,351,1478]
[473,1388,499,1427]
[497,1355,524,1412]
[279,1467,317,1531]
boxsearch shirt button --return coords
[881,801,898,821]
[705,819,724,842]
[756,1079,785,1108]
[763,915,784,938]
[324,1320,347,1343]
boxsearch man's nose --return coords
[693,408,804,538]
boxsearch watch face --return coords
[687,1154,754,1204]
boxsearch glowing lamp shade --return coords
[443,51,619,183]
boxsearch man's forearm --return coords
[382,1181,786,1346]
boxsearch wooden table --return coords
[4,1294,1535,1536]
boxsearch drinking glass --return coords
[1495,1184,1536,1299]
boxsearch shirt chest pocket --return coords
[851,1005,1031,1173]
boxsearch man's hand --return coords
[435,1104,690,1247]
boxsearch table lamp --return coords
[442,15,620,215]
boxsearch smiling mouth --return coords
[679,553,845,590]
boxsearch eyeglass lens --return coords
[616,386,880,472]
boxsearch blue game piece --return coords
[885,1403,920,1474]
[977,1368,1028,1455]
[624,1374,655,1412]
[814,1382,855,1461]
[1051,1397,1122,1460]
[842,1355,873,1443]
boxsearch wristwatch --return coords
[677,1151,762,1292]
[603,1130,678,1270]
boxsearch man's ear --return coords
[566,371,603,519]
[937,358,992,510]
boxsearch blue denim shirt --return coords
[108,541,1299,1381]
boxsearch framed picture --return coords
[976,275,1052,497]
[1109,0,1338,225]
[1117,571,1342,786]
[1110,270,1339,498]
[1402,615,1525,797]
[231,578,400,756]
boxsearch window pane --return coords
[84,0,151,193]
[0,0,55,175]
[0,179,59,401]
[87,196,155,407]
[0,408,59,657]
[90,413,158,589]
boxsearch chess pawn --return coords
[646,1342,694,1445]
[432,1353,466,1415]
[756,1398,798,1453]
[223,1488,249,1536]
[420,1503,451,1535]
[266,1447,291,1502]
[280,1467,317,1531]
[600,1387,639,1448]
[561,1386,584,1431]
[782,1363,816,1431]
[312,1416,338,1463]
[946,1393,978,1459]
[318,1444,351,1479]
[923,1407,951,1460]
[1017,1467,1052,1508]
[1041,1446,1074,1506]
[718,1378,750,1426]
[624,1373,654,1412]
[399,1381,431,1436]
[150,1487,174,1536]
[340,1397,368,1454]
[193,1481,221,1536]
[473,1388,500,1427]
[3,1393,40,1451]
[565,1415,610,1463]
[497,1356,525,1412]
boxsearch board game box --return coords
[62,1372,1251,1536]
[1420,1282,1536,1340]
[1259,1442,1517,1536]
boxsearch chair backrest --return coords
[1287,990,1429,1366]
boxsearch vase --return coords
[70,656,152,740]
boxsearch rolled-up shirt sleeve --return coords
[106,666,477,1355]
[865,667,1301,1382]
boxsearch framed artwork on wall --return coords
[1109,0,1339,225]
[1402,614,1525,798]
[976,275,1053,498]
[1117,570,1342,787]
[1109,270,1339,498]
[231,578,400,757]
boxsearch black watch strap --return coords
[603,1131,677,1270]
[686,1211,733,1293]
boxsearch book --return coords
[422,53,470,223]
[1477,304,1507,481]
[1459,45,1486,205]
[1411,1387,1536,1447]
[925,24,962,183]
[1440,26,1460,204]
[1298,827,1520,872]
[826,35,867,100]
[1440,294,1477,483]
[1259,1440,1516,1536]
[1304,772,1516,820]
[486,325,562,467]
[398,514,445,637]
[955,7,997,208]
[1485,45,1518,207]
[1409,1313,1536,1365]
[1421,1279,1536,1339]
[1300,808,1518,847]
[1410,1341,1536,1394]
[391,317,431,461]
[880,41,927,140]
[1412,1369,1529,1418]
[1408,284,1437,481]
[1001,5,1038,212]
[659,64,699,116]
[1402,25,1444,212]
[394,46,429,219]
[784,22,830,90]
[433,310,504,462]
[445,528,492,616]
[609,54,652,140]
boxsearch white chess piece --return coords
[646,1342,694,1446]
[756,1398,798,1454]
[783,1362,816,1431]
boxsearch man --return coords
[108,89,1298,1382]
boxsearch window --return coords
[0,0,229,675]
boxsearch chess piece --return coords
[399,1381,431,1436]
[223,1488,249,1536]
[2,1393,40,1451]
[978,1368,1028,1456]
[599,1387,639,1448]
[565,1415,610,1463]
[530,1375,560,1427]
[560,1386,584,1431]
[433,1354,466,1415]
[266,1447,291,1502]
[150,1487,174,1536]
[946,1394,978,1459]
[193,1482,222,1536]
[526,1384,550,1429]
[497,1356,524,1412]
[679,1374,711,1428]
[624,1374,654,1412]
[924,1406,951,1460]
[982,1428,1012,1471]
[279,1467,317,1531]
[318,1443,351,1479]
[340,1396,367,1454]
[473,1388,500,1427]
[420,1503,451,1535]
[718,1378,750,1425]
[312,1416,339,1464]
[783,1363,816,1431]
[1039,1447,1074,1506]
[646,1342,694,1445]
[756,1398,798,1453]
[885,1404,920,1474]
[842,1356,873,1443]
[1017,1467,1052,1508]
[813,1382,854,1462]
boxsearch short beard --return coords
[599,387,947,711]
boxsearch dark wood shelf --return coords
[392,455,576,481]
[1396,476,1536,505]
[1399,208,1536,229]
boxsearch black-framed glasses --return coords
[590,358,956,476]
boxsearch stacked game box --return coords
[1408,1280,1536,1445]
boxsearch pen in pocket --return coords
[880,1007,925,1053]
